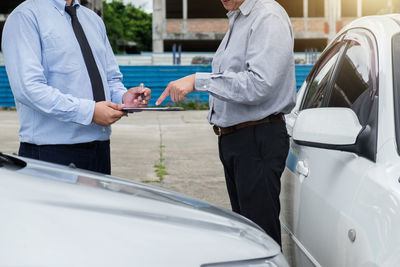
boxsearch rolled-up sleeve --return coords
[2,11,95,125]
[195,13,293,106]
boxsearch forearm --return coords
[10,75,95,125]
[195,70,277,106]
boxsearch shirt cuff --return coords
[75,98,95,126]
[112,88,126,104]
[195,72,212,92]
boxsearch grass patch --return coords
[142,118,168,183]
[154,142,168,181]
[154,162,168,181]
[0,106,16,111]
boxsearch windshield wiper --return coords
[0,153,27,170]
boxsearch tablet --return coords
[122,107,184,112]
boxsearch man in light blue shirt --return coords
[2,0,151,174]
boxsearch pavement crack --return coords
[142,115,167,183]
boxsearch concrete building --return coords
[153,0,400,52]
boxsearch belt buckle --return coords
[216,126,222,136]
[214,125,222,136]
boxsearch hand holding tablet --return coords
[122,83,184,112]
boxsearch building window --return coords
[164,40,222,52]
[308,0,324,17]
[188,0,226,18]
[276,0,303,17]
[294,38,328,52]
[166,0,183,19]
[341,0,357,17]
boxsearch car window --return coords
[392,32,400,155]
[328,31,378,125]
[301,41,347,109]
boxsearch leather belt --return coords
[213,113,284,136]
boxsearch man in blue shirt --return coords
[1,0,151,174]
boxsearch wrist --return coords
[122,92,127,104]
[191,74,196,91]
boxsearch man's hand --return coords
[92,101,126,126]
[122,86,151,108]
[156,74,195,106]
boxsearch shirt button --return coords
[203,85,207,89]
[102,128,106,133]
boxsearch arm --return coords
[156,13,294,106]
[2,11,94,125]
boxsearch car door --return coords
[281,38,347,267]
[281,29,379,267]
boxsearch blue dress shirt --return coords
[195,0,296,127]
[1,0,127,145]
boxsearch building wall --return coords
[154,0,398,52]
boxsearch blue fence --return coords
[0,65,313,108]
[0,66,14,108]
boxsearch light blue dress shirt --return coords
[195,0,296,127]
[2,0,127,145]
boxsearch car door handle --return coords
[296,161,309,177]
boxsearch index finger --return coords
[156,87,170,106]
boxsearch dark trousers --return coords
[19,140,111,174]
[218,120,289,246]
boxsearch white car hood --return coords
[0,154,281,266]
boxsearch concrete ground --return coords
[0,110,230,207]
[0,109,293,266]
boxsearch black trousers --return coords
[19,140,111,174]
[218,120,289,246]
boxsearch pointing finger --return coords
[156,87,170,106]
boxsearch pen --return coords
[140,83,146,104]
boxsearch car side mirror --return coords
[292,108,372,160]
[293,108,362,145]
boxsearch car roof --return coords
[337,14,400,41]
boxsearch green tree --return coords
[103,0,152,53]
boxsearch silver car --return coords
[0,152,288,266]
[282,14,400,267]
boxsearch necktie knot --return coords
[65,5,77,17]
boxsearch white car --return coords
[282,15,400,267]
[0,152,288,267]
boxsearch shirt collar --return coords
[239,0,257,16]
[53,0,81,15]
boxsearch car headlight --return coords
[201,254,288,267]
